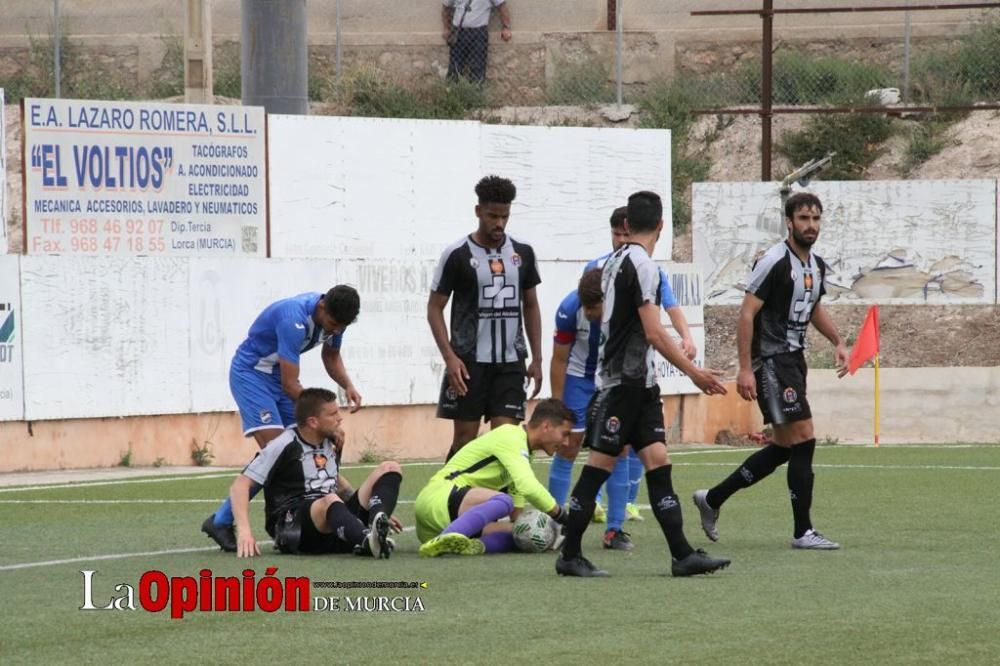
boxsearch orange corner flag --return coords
[848,305,880,375]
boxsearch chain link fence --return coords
[3,1,1000,239]
[682,10,1000,111]
[4,2,1000,114]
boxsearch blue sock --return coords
[596,486,604,506]
[213,483,262,527]
[628,448,643,505]
[548,455,575,507]
[606,454,629,531]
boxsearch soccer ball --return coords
[512,509,558,553]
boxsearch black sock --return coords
[646,465,694,561]
[706,444,791,509]
[325,501,367,547]
[366,471,402,522]
[787,439,816,538]
[560,465,611,560]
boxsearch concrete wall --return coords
[4,367,999,472]
[811,367,1000,444]
[0,383,763,472]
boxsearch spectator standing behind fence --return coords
[442,0,511,85]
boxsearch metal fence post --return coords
[336,0,342,82]
[53,0,61,98]
[903,0,912,101]
[616,0,623,106]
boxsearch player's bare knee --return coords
[317,493,342,509]
[376,460,402,476]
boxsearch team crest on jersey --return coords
[605,416,621,434]
[783,387,797,403]
[469,257,480,269]
[803,272,814,290]
[790,270,798,281]
[259,409,273,425]
[511,252,522,267]
[489,258,505,275]
[313,452,328,470]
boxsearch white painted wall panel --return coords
[268,117,673,262]
[187,257,342,412]
[21,256,191,419]
[0,255,23,420]
[694,180,996,305]
[481,125,673,261]
[268,115,480,260]
[535,260,590,398]
[657,263,705,396]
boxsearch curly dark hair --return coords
[475,175,517,205]
[323,285,360,325]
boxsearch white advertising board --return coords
[188,258,362,411]
[694,180,996,304]
[481,124,672,261]
[0,255,23,420]
[20,256,192,420]
[22,98,266,257]
[656,263,705,396]
[536,260,704,398]
[268,115,480,260]
[268,116,673,262]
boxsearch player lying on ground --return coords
[230,388,403,559]
[415,399,573,557]
[202,285,363,552]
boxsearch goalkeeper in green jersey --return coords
[416,399,573,556]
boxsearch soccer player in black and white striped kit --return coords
[427,175,544,460]
[556,190,732,578]
[693,192,849,551]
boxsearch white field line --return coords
[1,445,997,494]
[0,527,417,572]
[0,499,416,505]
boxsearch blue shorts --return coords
[563,374,596,432]
[229,365,296,436]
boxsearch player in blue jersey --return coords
[201,286,363,551]
[550,269,638,549]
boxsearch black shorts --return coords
[447,485,471,522]
[272,493,369,555]
[755,351,811,426]
[583,384,665,457]
[436,360,526,422]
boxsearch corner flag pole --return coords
[874,353,880,447]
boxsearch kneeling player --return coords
[231,388,403,559]
[415,399,572,557]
